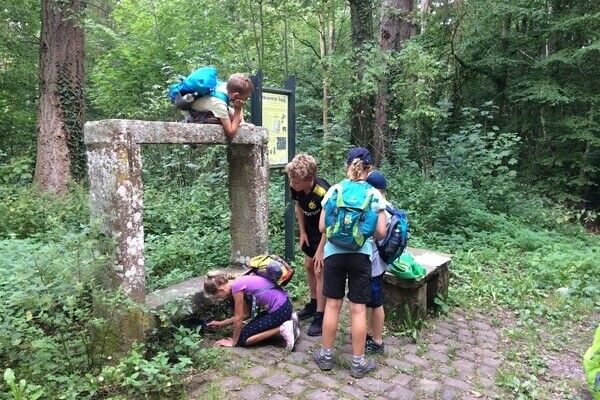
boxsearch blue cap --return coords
[366,171,387,189]
[346,147,373,166]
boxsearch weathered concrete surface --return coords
[145,267,246,321]
[383,247,452,321]
[85,119,269,349]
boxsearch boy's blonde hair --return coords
[284,154,318,181]
[227,73,254,97]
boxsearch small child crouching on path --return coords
[313,147,388,378]
[365,171,391,354]
[204,273,299,349]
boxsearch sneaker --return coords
[350,358,376,378]
[365,337,385,355]
[307,317,323,337]
[312,348,333,370]
[291,312,300,341]
[297,302,317,320]
[280,320,296,350]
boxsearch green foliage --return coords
[0,0,39,158]
[91,345,192,399]
[435,102,522,211]
[0,156,34,186]
[0,231,109,399]
[0,182,89,240]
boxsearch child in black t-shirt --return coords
[284,154,330,336]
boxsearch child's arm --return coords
[313,232,327,272]
[373,210,387,240]
[230,290,246,345]
[221,99,246,139]
[295,202,309,247]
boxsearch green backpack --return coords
[387,252,426,280]
[584,325,600,400]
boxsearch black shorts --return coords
[366,273,385,308]
[301,234,322,258]
[322,253,371,304]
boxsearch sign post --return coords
[250,71,296,262]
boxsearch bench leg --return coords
[383,281,427,323]
[426,264,450,308]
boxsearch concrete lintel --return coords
[84,119,267,146]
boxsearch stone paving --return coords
[189,307,508,399]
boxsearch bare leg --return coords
[305,255,317,299]
[370,306,385,344]
[321,297,343,348]
[245,326,282,346]
[349,301,367,356]
[315,263,325,313]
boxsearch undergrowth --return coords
[0,148,598,399]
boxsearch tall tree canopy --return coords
[0,0,598,208]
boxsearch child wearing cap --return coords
[365,170,392,354]
[312,147,388,378]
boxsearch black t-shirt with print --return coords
[290,176,331,242]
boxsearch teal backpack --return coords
[168,66,229,110]
[324,179,378,250]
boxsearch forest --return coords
[0,0,599,399]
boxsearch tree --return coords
[34,0,86,194]
[373,0,416,165]
[348,0,375,148]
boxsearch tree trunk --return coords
[319,0,335,133]
[34,0,85,194]
[349,0,375,148]
[373,0,416,166]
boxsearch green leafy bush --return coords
[0,183,89,240]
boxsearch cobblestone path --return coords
[188,308,510,399]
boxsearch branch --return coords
[449,11,504,88]
[292,30,321,59]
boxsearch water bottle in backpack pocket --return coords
[324,179,379,250]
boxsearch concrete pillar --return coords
[228,144,269,265]
[86,121,146,304]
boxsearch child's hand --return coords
[215,338,235,347]
[240,122,255,130]
[232,99,246,110]
[207,320,222,329]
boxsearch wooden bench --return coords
[382,247,451,322]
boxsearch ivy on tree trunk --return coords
[34,0,85,194]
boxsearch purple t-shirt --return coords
[231,275,288,313]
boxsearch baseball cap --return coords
[366,171,387,189]
[346,147,373,166]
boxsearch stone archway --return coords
[85,120,269,348]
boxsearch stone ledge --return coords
[145,267,247,317]
[84,119,267,146]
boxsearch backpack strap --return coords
[245,284,276,319]
[209,90,230,104]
